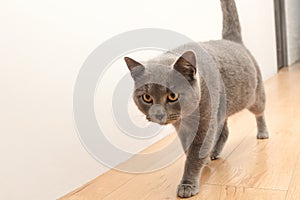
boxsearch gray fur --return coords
[221,0,243,43]
[124,0,269,198]
[211,120,229,160]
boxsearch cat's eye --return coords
[167,93,179,102]
[142,94,153,103]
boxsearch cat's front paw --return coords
[210,154,219,160]
[177,183,199,198]
[257,131,269,139]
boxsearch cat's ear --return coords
[173,51,197,81]
[124,57,145,79]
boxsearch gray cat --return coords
[124,0,269,198]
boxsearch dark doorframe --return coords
[274,0,288,70]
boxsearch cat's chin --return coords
[151,119,178,126]
[156,121,169,126]
[149,120,168,126]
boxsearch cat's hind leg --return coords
[254,114,269,139]
[248,82,269,139]
[211,120,229,160]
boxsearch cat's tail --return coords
[220,0,243,43]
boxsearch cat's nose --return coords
[155,113,165,120]
[149,104,167,124]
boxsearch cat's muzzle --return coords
[148,104,168,125]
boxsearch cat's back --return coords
[200,40,256,71]
[200,40,259,116]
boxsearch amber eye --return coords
[167,93,179,102]
[142,94,153,103]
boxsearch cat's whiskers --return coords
[145,113,181,124]
[168,113,180,121]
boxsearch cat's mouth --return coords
[146,114,180,125]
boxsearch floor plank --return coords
[60,170,135,200]
[286,157,300,200]
[219,186,286,200]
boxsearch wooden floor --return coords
[61,63,300,200]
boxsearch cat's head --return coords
[124,51,200,125]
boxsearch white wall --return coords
[0,0,277,199]
[238,0,277,79]
[286,0,300,65]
